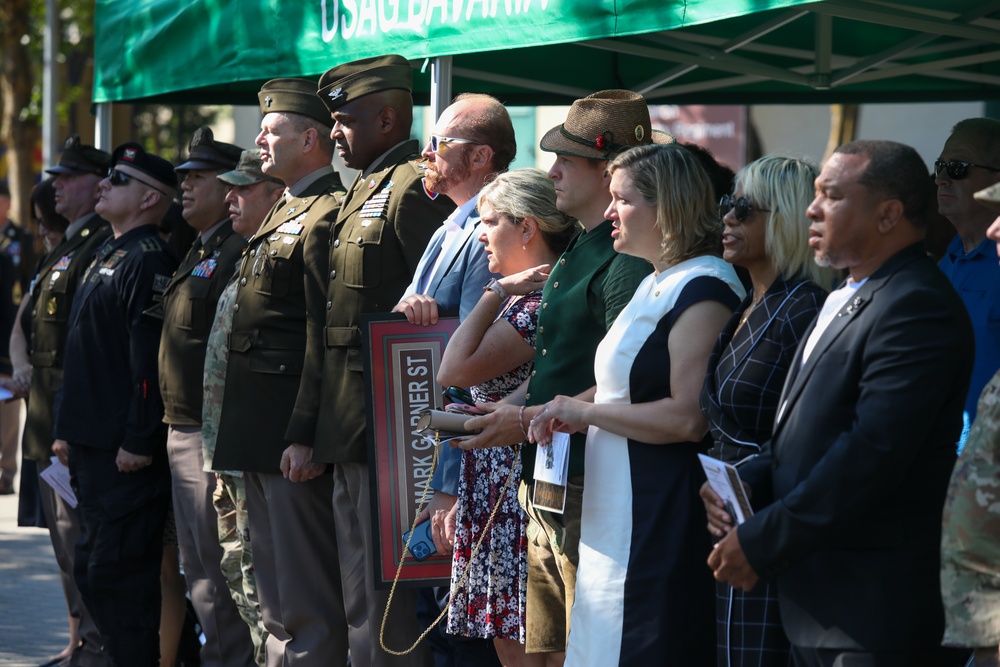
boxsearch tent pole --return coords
[95,103,113,151]
[430,56,452,121]
[42,0,58,170]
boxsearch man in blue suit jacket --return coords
[392,92,514,667]
[706,140,974,667]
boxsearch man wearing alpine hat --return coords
[459,90,672,664]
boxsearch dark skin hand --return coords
[701,482,759,590]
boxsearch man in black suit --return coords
[704,139,974,667]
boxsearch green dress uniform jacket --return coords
[159,220,246,426]
[286,141,454,463]
[23,213,112,462]
[212,170,345,474]
[520,220,650,481]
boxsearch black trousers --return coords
[70,444,170,666]
[791,645,971,667]
[416,586,502,667]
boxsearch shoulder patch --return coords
[153,273,171,293]
[421,178,439,200]
[139,237,161,253]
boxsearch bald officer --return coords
[286,54,452,666]
[211,79,349,667]
[54,142,179,666]
[160,127,254,667]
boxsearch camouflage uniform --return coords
[942,369,1000,649]
[202,276,267,666]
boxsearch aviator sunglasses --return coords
[933,160,1000,180]
[428,134,481,153]
[719,194,769,222]
[107,168,173,195]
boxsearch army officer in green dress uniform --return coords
[211,78,350,667]
[32,136,114,667]
[284,54,454,667]
[159,126,255,667]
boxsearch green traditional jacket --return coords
[522,220,650,481]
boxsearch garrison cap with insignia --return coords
[111,142,179,192]
[175,126,244,173]
[218,149,283,187]
[45,135,112,177]
[974,182,1000,213]
[317,54,412,114]
[258,78,333,127]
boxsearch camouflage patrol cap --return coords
[217,149,283,187]
[259,78,333,127]
[317,54,412,114]
[45,135,112,177]
[974,182,1000,212]
[175,127,243,173]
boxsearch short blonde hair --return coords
[478,168,580,255]
[735,156,835,287]
[609,144,719,265]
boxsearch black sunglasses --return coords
[108,168,172,195]
[933,160,1000,181]
[720,194,769,222]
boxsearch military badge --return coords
[53,255,72,271]
[277,221,304,235]
[191,258,218,278]
[46,296,58,316]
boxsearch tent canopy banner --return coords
[94,0,1000,105]
[93,0,815,104]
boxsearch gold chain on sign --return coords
[379,437,521,655]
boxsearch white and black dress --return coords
[565,256,742,665]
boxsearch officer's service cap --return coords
[111,142,178,192]
[45,135,112,177]
[258,78,333,127]
[317,54,412,114]
[218,149,283,187]
[176,127,243,174]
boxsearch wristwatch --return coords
[483,278,508,300]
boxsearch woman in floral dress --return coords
[437,168,578,665]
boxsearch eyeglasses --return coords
[933,160,1000,180]
[720,194,769,222]
[428,135,480,154]
[107,168,173,195]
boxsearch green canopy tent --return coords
[92,0,1000,108]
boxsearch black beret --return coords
[317,54,412,113]
[111,142,178,191]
